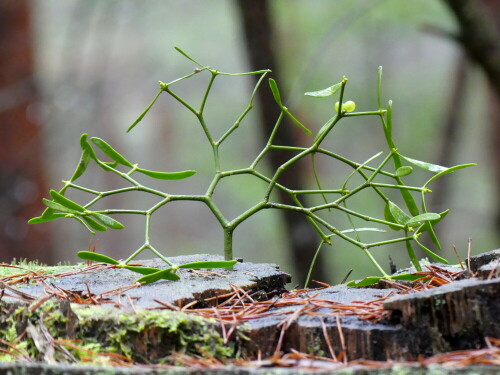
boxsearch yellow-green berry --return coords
[334,101,340,112]
[344,101,356,112]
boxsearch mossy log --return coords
[0,300,234,364]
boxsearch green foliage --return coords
[346,273,423,287]
[76,251,120,266]
[30,47,474,285]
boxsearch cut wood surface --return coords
[0,254,291,309]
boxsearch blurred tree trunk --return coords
[235,0,326,285]
[443,0,500,94]
[442,0,500,231]
[0,0,52,262]
[430,55,468,211]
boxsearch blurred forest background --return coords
[1,0,499,285]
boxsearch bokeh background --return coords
[2,0,499,285]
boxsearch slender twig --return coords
[452,244,465,270]
[467,237,472,270]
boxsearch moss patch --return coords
[0,261,80,278]
[0,300,234,365]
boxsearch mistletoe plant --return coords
[29,47,474,285]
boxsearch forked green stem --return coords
[33,49,472,283]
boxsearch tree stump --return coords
[0,251,499,373]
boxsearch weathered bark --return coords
[240,280,500,360]
[235,0,326,285]
[241,250,500,361]
[384,278,500,354]
[242,286,408,360]
[0,0,52,262]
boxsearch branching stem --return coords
[36,51,470,283]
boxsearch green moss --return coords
[300,329,327,357]
[0,305,29,361]
[0,313,20,362]
[73,304,233,363]
[306,336,326,357]
[0,260,80,278]
[434,296,447,309]
[0,300,233,365]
